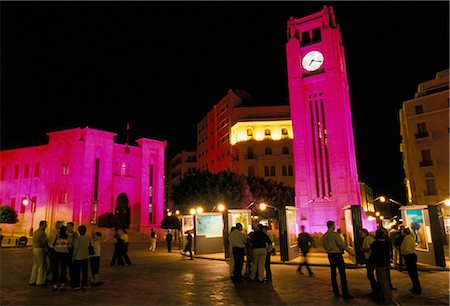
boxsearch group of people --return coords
[29,220,104,291]
[228,223,274,283]
[361,224,422,304]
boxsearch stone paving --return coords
[1,241,449,305]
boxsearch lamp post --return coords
[22,195,37,237]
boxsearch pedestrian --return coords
[322,220,354,300]
[46,221,61,283]
[51,225,70,291]
[229,222,247,281]
[381,226,397,291]
[360,228,378,299]
[337,228,346,245]
[28,220,48,286]
[401,228,422,294]
[72,225,90,290]
[228,226,236,277]
[263,226,274,282]
[388,225,399,264]
[90,231,104,287]
[250,224,272,282]
[297,225,314,276]
[166,230,173,253]
[121,229,132,266]
[66,222,79,288]
[183,231,193,260]
[149,228,157,252]
[370,229,394,305]
[393,225,405,271]
[110,229,125,267]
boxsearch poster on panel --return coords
[182,215,194,234]
[228,209,252,234]
[404,209,428,251]
[195,213,223,238]
[285,206,298,248]
[344,209,355,251]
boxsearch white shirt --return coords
[229,230,247,248]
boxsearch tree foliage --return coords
[0,206,18,224]
[171,169,251,213]
[160,215,181,229]
[97,212,116,228]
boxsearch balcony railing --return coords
[415,132,429,139]
[419,160,433,167]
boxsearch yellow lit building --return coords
[399,69,449,209]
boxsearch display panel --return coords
[404,209,428,251]
[196,213,223,238]
[285,207,298,248]
[182,215,194,234]
[228,209,252,234]
[344,209,355,250]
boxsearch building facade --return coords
[0,127,166,235]
[399,69,449,209]
[167,150,198,208]
[286,6,365,232]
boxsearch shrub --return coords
[97,212,116,228]
[0,206,18,224]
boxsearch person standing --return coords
[401,228,422,294]
[46,221,61,283]
[90,231,104,287]
[110,229,125,267]
[263,226,274,282]
[149,228,157,252]
[297,225,314,276]
[72,225,90,290]
[394,225,405,271]
[229,223,247,281]
[52,225,70,291]
[322,220,354,300]
[166,230,173,253]
[370,229,394,305]
[66,222,78,288]
[228,226,236,277]
[250,224,272,282]
[183,231,193,260]
[360,228,378,299]
[29,220,48,286]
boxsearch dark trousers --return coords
[52,252,69,285]
[122,244,132,265]
[233,246,245,280]
[73,259,89,287]
[366,259,379,295]
[404,254,421,291]
[328,253,350,296]
[167,241,172,252]
[298,250,313,275]
[111,243,125,266]
[265,252,272,281]
[68,249,76,286]
[183,242,193,259]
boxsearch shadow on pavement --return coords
[231,279,286,305]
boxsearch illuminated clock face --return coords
[301,50,324,71]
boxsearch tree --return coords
[171,169,251,213]
[0,206,18,224]
[97,212,116,228]
[160,215,181,230]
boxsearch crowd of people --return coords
[28,220,107,291]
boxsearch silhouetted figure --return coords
[183,231,193,260]
[371,229,394,305]
[166,230,173,253]
[360,228,378,299]
[401,228,422,294]
[297,225,314,276]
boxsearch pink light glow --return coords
[0,127,166,235]
[286,6,373,233]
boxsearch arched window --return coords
[282,146,289,154]
[264,129,271,136]
[265,147,272,155]
[247,147,254,159]
[264,166,270,177]
[270,166,275,177]
[247,129,253,136]
[281,128,288,136]
[425,173,437,195]
[248,166,255,177]
[282,165,287,176]
[288,165,293,176]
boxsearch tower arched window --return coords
[264,129,271,136]
[288,165,293,176]
[282,146,289,154]
[265,147,272,155]
[264,166,270,177]
[281,128,288,136]
[247,129,253,137]
[282,165,287,176]
[248,166,255,177]
[247,147,255,159]
[270,166,276,176]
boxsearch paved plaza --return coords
[1,241,449,305]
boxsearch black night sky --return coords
[2,1,449,204]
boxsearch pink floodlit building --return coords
[286,6,373,232]
[0,127,166,235]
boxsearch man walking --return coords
[229,223,247,281]
[166,230,173,253]
[297,225,314,276]
[322,220,354,300]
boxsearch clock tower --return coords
[286,6,362,232]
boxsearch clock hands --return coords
[308,59,323,66]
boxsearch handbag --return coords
[88,239,95,256]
